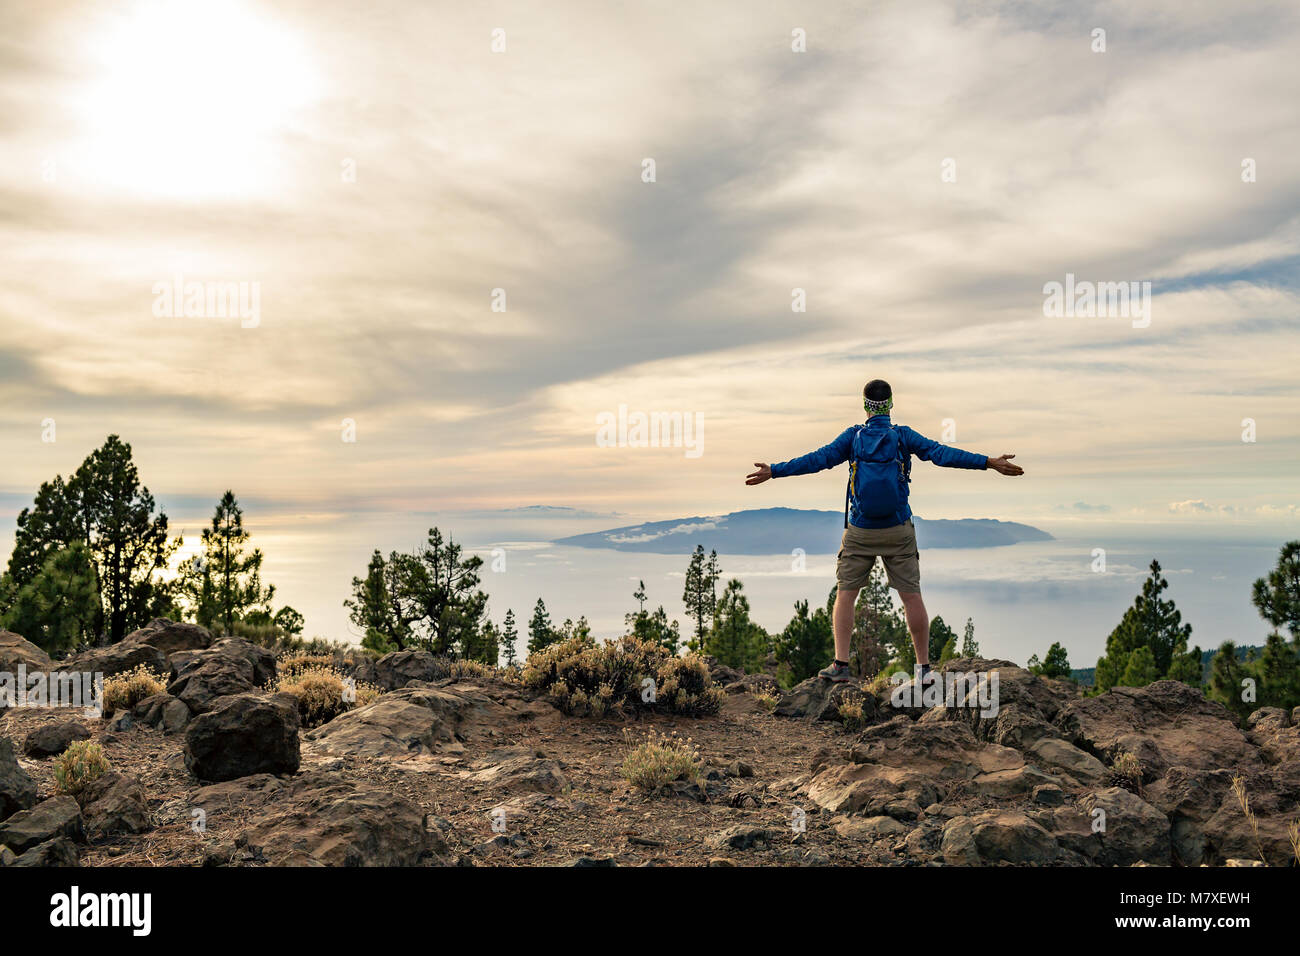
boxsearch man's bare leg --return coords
[898,590,930,668]
[833,587,858,663]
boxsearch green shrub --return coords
[619,730,701,791]
[55,740,110,797]
[273,660,382,728]
[102,663,167,715]
[523,635,723,718]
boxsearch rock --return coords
[570,855,617,867]
[10,836,80,866]
[372,649,443,691]
[467,748,570,794]
[0,846,14,866]
[1028,738,1108,786]
[22,719,92,758]
[1055,681,1260,779]
[0,795,84,853]
[775,677,873,722]
[833,815,909,840]
[1247,708,1300,767]
[184,692,300,782]
[724,674,780,696]
[77,772,152,837]
[0,737,37,821]
[161,698,191,733]
[62,641,168,682]
[704,659,743,686]
[1033,784,1065,806]
[121,618,213,656]
[228,772,441,866]
[972,764,1062,798]
[342,654,379,686]
[707,856,735,867]
[0,630,51,678]
[129,693,192,733]
[941,811,1059,865]
[1196,769,1298,866]
[807,720,1021,815]
[933,659,1074,744]
[306,683,499,756]
[167,639,276,714]
[1077,787,1171,866]
[706,824,773,850]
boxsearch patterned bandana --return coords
[864,396,893,416]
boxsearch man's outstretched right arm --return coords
[746,428,856,485]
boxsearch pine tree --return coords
[501,609,519,667]
[179,491,274,634]
[1028,641,1071,678]
[0,542,99,654]
[646,605,681,654]
[928,616,956,665]
[708,579,767,672]
[775,599,833,684]
[1208,641,1252,722]
[527,597,555,654]
[960,617,979,658]
[1259,630,1300,709]
[1252,542,1300,641]
[3,435,177,643]
[1095,560,1200,690]
[682,546,720,650]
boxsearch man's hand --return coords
[746,462,772,485]
[986,454,1023,476]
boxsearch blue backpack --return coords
[844,424,911,528]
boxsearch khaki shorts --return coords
[836,520,921,593]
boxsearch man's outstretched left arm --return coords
[902,428,1024,476]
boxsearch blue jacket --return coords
[769,415,987,528]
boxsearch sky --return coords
[1,0,1298,644]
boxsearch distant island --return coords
[555,507,1053,554]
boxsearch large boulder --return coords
[372,649,443,691]
[0,795,84,853]
[0,737,37,821]
[1055,681,1260,779]
[0,630,51,677]
[121,618,213,656]
[306,683,497,756]
[805,720,1025,815]
[227,772,442,866]
[933,659,1075,748]
[77,772,153,837]
[465,747,569,794]
[167,639,274,714]
[131,693,190,733]
[184,692,300,782]
[9,836,80,866]
[1077,787,1172,866]
[1027,737,1108,787]
[61,641,167,681]
[775,677,874,722]
[22,720,92,758]
[941,810,1059,865]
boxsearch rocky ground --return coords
[2,624,1298,867]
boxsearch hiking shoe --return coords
[818,661,852,682]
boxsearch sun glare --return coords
[76,0,318,198]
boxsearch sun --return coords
[75,0,318,199]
